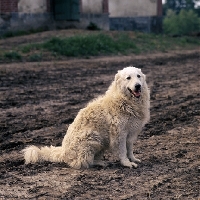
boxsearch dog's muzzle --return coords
[128,84,141,98]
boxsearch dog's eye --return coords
[126,76,131,80]
[137,74,141,78]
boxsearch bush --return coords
[4,51,22,60]
[87,22,100,30]
[163,9,200,35]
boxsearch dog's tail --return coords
[22,145,64,164]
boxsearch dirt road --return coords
[0,49,200,199]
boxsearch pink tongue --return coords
[133,91,140,97]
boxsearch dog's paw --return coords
[93,160,107,167]
[135,158,141,163]
[129,157,141,163]
[121,159,138,168]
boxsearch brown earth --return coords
[0,32,200,199]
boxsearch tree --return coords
[163,0,199,14]
[163,9,200,35]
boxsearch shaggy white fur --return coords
[23,66,150,169]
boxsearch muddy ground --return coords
[0,33,200,199]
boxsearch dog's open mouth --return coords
[128,87,141,98]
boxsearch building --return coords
[109,0,162,32]
[0,0,162,35]
[0,0,109,35]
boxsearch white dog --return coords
[23,66,150,169]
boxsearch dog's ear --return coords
[139,69,146,80]
[115,70,121,82]
[143,74,146,80]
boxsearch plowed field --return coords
[0,35,199,199]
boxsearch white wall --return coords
[82,0,103,14]
[18,0,47,13]
[109,0,157,17]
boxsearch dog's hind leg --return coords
[93,150,106,167]
[68,146,95,169]
[67,130,105,169]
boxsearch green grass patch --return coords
[4,51,22,61]
[28,53,43,62]
[0,27,49,39]
[21,43,41,53]
[41,34,140,57]
[134,32,200,52]
[40,33,200,57]
[1,32,200,63]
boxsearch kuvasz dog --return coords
[23,66,150,169]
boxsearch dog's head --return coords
[114,66,147,99]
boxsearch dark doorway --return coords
[54,0,80,20]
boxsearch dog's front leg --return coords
[119,132,138,168]
[127,133,141,164]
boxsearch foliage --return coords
[42,34,140,57]
[195,6,200,16]
[87,22,101,30]
[4,51,22,60]
[163,9,200,35]
[163,0,198,14]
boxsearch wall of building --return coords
[80,0,109,30]
[109,0,162,33]
[0,0,161,34]
[0,0,110,34]
[82,0,103,13]
[0,0,18,13]
[18,0,47,13]
[109,0,157,17]
[110,16,162,33]
[0,0,52,35]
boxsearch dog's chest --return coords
[124,116,143,132]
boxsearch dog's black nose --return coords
[135,83,141,90]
